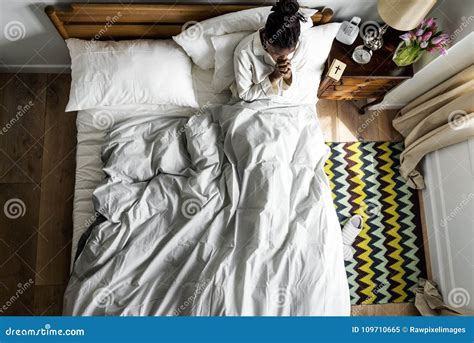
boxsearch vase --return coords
[392,42,425,67]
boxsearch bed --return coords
[47,3,350,316]
[72,65,230,269]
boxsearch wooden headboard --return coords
[45,3,334,40]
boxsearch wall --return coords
[422,138,474,311]
[415,0,474,71]
[374,0,474,311]
[0,0,380,72]
[376,0,474,110]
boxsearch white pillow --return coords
[211,19,335,94]
[173,7,317,70]
[291,22,342,104]
[301,23,341,67]
[211,32,252,93]
[65,39,198,112]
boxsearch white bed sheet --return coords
[71,67,230,266]
[66,99,350,316]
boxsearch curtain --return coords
[415,279,474,316]
[393,64,474,189]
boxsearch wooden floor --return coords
[316,99,402,143]
[0,73,417,316]
[0,73,76,315]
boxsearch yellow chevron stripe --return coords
[379,142,406,302]
[347,142,375,303]
[324,157,337,203]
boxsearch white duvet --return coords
[64,100,350,316]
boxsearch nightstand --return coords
[318,27,414,114]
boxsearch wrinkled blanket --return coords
[64,101,350,316]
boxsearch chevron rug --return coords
[325,142,426,305]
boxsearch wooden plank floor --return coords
[0,73,76,315]
[317,100,417,316]
[316,99,402,143]
[0,73,417,316]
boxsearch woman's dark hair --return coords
[264,0,306,50]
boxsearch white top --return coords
[231,30,303,102]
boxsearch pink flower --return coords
[421,31,433,41]
[424,18,435,27]
[400,32,413,41]
[431,34,448,45]
[401,17,448,57]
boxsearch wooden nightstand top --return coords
[326,27,414,79]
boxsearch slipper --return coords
[342,215,363,246]
[343,245,356,261]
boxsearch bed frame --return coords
[45,3,334,40]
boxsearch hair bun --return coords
[271,0,300,16]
